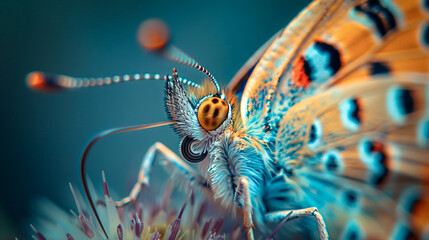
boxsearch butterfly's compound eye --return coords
[197,97,229,131]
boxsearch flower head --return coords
[31,171,244,240]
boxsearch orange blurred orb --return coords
[26,71,45,89]
[137,18,170,51]
[26,71,63,92]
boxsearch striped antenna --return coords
[26,71,200,92]
[163,46,220,92]
[138,18,220,93]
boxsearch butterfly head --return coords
[164,68,233,163]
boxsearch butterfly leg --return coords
[235,177,255,240]
[265,208,329,240]
[115,142,206,207]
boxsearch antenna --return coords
[27,17,218,239]
[80,121,177,239]
[27,19,217,93]
[26,71,200,92]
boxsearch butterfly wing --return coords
[253,0,429,238]
[276,76,429,238]
[238,0,429,133]
[238,0,347,132]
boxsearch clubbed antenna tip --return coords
[138,18,170,51]
[26,71,66,92]
[26,71,193,93]
[137,18,220,92]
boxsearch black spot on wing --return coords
[314,41,342,75]
[340,98,362,131]
[425,0,429,11]
[350,100,360,123]
[398,89,414,115]
[344,190,358,207]
[367,142,388,164]
[387,86,416,125]
[309,124,317,143]
[422,23,429,49]
[370,62,390,75]
[373,166,388,186]
[362,140,389,186]
[355,0,397,37]
[302,57,314,82]
[341,221,365,240]
[308,118,323,149]
[322,149,344,174]
[347,231,358,240]
[326,154,339,171]
[290,56,313,87]
[392,222,418,240]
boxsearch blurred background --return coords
[0,0,310,238]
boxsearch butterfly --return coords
[27,0,429,239]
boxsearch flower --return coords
[30,171,244,240]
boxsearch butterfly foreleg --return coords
[115,142,207,207]
[265,208,329,240]
[235,177,255,240]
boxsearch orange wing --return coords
[264,0,429,238]
[239,0,347,130]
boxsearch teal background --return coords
[0,0,310,238]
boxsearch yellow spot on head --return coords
[197,97,229,131]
